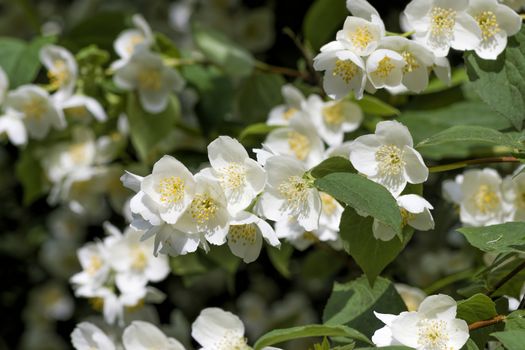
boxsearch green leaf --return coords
[15,148,46,206]
[457,294,498,324]
[354,95,400,117]
[0,36,56,88]
[238,123,280,142]
[491,330,525,350]
[462,339,481,350]
[205,245,240,275]
[398,101,513,160]
[458,223,525,254]
[301,249,344,279]
[417,125,522,150]
[339,207,413,284]
[192,22,254,77]
[253,324,371,350]
[267,243,294,278]
[181,64,234,135]
[126,92,180,163]
[323,276,406,338]
[235,72,285,123]
[465,27,525,130]
[505,310,525,330]
[170,254,208,276]
[303,0,347,52]
[310,157,355,179]
[423,67,468,95]
[315,173,402,236]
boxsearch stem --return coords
[254,61,307,78]
[386,30,415,38]
[486,260,525,297]
[423,269,474,295]
[428,156,520,173]
[468,315,506,331]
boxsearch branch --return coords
[428,156,520,173]
[486,260,525,297]
[468,315,506,331]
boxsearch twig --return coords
[468,315,506,331]
[282,27,322,87]
[486,260,525,297]
[428,156,520,173]
[254,61,308,79]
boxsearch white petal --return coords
[418,294,457,320]
[451,12,482,51]
[208,136,249,169]
[191,308,245,347]
[403,146,428,184]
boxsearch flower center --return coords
[158,176,185,205]
[402,51,420,73]
[333,59,359,84]
[321,192,338,216]
[373,56,395,79]
[322,102,344,126]
[475,11,500,41]
[283,107,298,121]
[215,332,252,350]
[229,224,257,245]
[89,297,104,312]
[303,231,318,242]
[288,131,310,161]
[23,98,46,120]
[126,33,145,54]
[131,246,147,270]
[417,319,449,350]
[69,143,88,163]
[278,176,309,213]
[350,26,373,49]
[473,184,500,213]
[48,60,70,90]
[375,145,405,176]
[220,163,247,191]
[86,255,103,276]
[137,68,162,90]
[190,194,219,225]
[430,7,456,37]
[400,208,415,227]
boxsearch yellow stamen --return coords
[321,193,338,216]
[137,68,162,90]
[402,51,420,73]
[333,59,359,84]
[288,131,310,161]
[190,194,218,225]
[430,7,456,36]
[351,26,373,49]
[474,185,500,213]
[475,11,500,41]
[229,224,257,245]
[373,56,395,79]
[375,144,405,176]
[158,176,185,205]
[322,102,344,126]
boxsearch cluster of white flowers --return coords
[72,307,281,350]
[314,0,521,100]
[0,44,107,146]
[372,294,470,350]
[70,222,169,326]
[443,167,525,226]
[111,14,185,114]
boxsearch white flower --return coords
[318,192,344,234]
[0,109,27,145]
[372,294,469,350]
[206,136,266,215]
[58,94,108,122]
[432,56,452,85]
[105,223,170,287]
[404,0,482,57]
[134,155,196,225]
[227,211,280,263]
[395,284,427,312]
[366,49,406,89]
[378,36,435,93]
[71,322,115,350]
[191,307,281,350]
[257,155,321,231]
[175,172,231,245]
[114,14,154,63]
[502,172,525,220]
[264,115,325,168]
[467,0,522,60]
[372,194,434,241]
[40,44,77,101]
[313,41,367,100]
[114,48,184,114]
[337,0,386,56]
[444,168,512,226]
[267,84,306,126]
[146,222,203,257]
[123,321,185,350]
[307,95,363,146]
[70,242,110,296]
[349,120,428,197]
[4,84,65,139]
